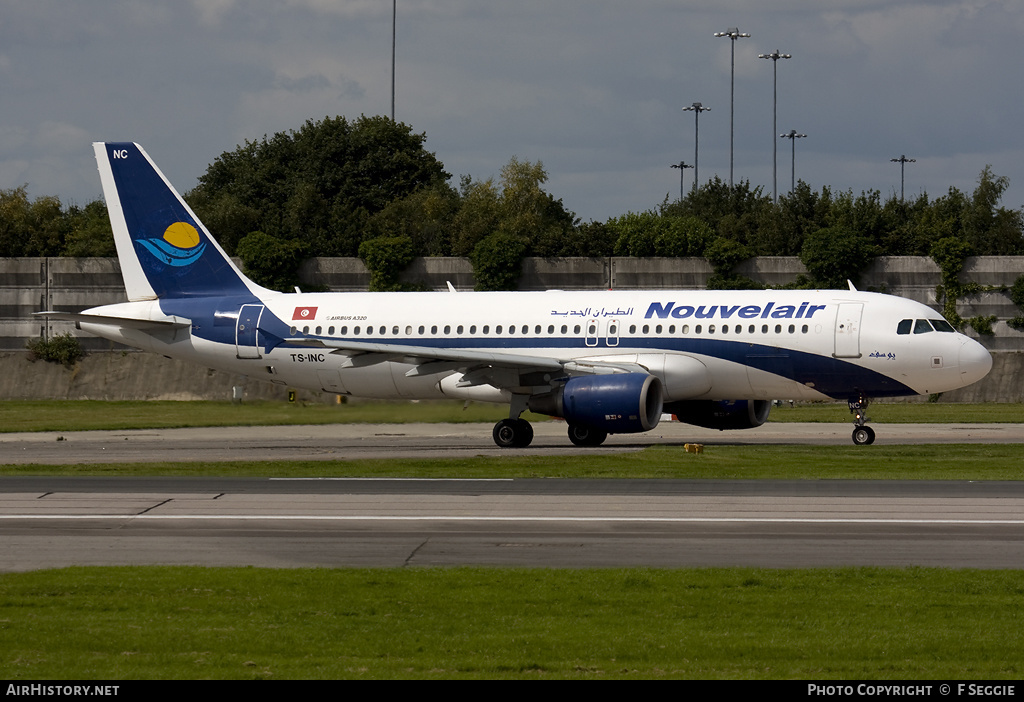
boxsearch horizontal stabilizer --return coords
[34,311,190,330]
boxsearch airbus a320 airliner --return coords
[40,143,993,447]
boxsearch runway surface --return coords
[2,420,1023,464]
[2,422,1024,571]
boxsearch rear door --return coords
[236,304,264,359]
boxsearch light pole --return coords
[391,0,396,121]
[714,27,750,188]
[682,102,710,191]
[758,49,791,203]
[671,161,694,201]
[780,130,807,194]
[890,155,916,202]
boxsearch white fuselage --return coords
[80,287,992,405]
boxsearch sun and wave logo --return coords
[137,222,206,267]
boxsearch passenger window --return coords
[340,326,348,335]
[695,325,702,334]
[561,325,568,334]
[290,326,297,335]
[642,325,649,334]
[483,325,490,334]
[897,319,912,335]
[761,324,768,333]
[721,325,727,334]
[379,326,386,335]
[365,326,373,335]
[302,326,309,334]
[523,325,530,334]
[629,324,636,334]
[914,319,933,334]
[709,325,716,333]
[574,325,581,334]
[548,325,555,334]
[682,325,689,334]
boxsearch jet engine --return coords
[664,399,771,430]
[529,373,663,434]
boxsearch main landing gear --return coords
[848,395,876,445]
[493,418,534,448]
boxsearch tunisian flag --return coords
[292,306,318,321]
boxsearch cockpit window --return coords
[913,319,934,334]
[930,319,956,333]
[897,319,912,335]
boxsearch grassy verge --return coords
[1,566,1020,679]
[1,400,1021,434]
[4,444,1024,480]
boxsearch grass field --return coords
[3,399,1023,679]
[2,566,1022,680]
[4,444,1024,480]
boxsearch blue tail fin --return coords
[95,142,259,301]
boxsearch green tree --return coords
[800,225,875,289]
[358,235,417,291]
[235,231,306,292]
[63,200,115,257]
[0,186,69,256]
[470,230,529,291]
[187,115,450,257]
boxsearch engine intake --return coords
[529,373,663,434]
[664,399,771,430]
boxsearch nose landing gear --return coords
[848,395,875,445]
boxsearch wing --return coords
[285,337,648,391]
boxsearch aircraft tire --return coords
[852,426,876,446]
[493,418,533,448]
[567,424,608,447]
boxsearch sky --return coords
[2,0,1024,225]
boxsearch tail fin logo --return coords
[136,222,207,267]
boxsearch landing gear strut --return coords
[848,395,875,445]
[493,418,534,448]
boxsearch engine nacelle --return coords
[664,399,771,430]
[529,373,663,434]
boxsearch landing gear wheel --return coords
[567,424,608,447]
[852,426,875,446]
[493,418,534,448]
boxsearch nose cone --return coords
[958,337,993,388]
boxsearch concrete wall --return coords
[1,256,1022,402]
